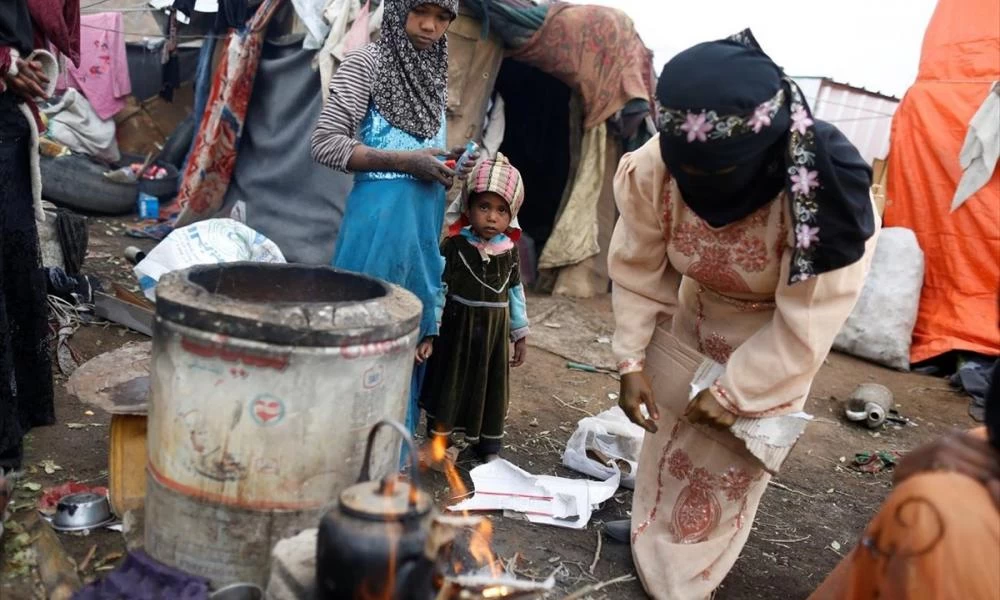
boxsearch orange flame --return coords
[430,435,502,578]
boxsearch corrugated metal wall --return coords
[794,77,900,165]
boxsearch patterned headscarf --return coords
[656,29,875,284]
[446,152,525,241]
[372,0,457,139]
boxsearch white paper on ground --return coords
[689,358,813,474]
[448,459,620,529]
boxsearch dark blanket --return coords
[224,38,352,264]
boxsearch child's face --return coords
[405,3,453,51]
[468,192,512,241]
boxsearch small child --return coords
[420,153,529,462]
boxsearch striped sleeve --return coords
[311,47,377,173]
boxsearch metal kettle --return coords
[316,420,436,600]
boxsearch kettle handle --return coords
[357,419,422,507]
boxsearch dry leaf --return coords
[40,460,62,475]
[21,482,41,492]
[67,423,87,430]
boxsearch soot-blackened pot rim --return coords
[154,263,422,347]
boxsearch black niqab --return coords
[655,30,876,284]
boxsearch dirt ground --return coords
[0,219,977,599]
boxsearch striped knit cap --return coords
[446,152,525,240]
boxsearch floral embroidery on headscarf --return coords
[658,88,785,143]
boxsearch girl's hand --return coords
[405,148,455,187]
[893,430,1000,507]
[446,145,480,180]
[620,371,659,433]
[415,338,434,365]
[510,338,527,367]
[684,389,737,429]
[7,59,48,100]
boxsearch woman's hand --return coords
[446,145,480,180]
[405,148,455,187]
[894,430,1000,507]
[620,371,659,433]
[684,389,737,429]
[6,59,49,100]
[415,338,434,365]
[510,338,527,367]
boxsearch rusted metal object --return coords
[845,383,895,428]
[145,264,421,588]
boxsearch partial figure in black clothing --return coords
[0,0,77,472]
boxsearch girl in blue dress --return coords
[312,0,475,436]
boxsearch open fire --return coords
[430,435,503,579]
[427,436,553,600]
[325,421,550,600]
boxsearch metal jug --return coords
[316,420,435,600]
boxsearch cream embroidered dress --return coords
[609,136,879,599]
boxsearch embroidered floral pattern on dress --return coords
[669,197,774,294]
[657,88,785,144]
[703,333,734,364]
[662,448,757,544]
[634,425,762,546]
[632,422,682,544]
[617,357,645,375]
[711,380,797,418]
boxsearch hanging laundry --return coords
[215,0,250,31]
[174,0,285,226]
[59,12,131,121]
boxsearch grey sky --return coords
[570,0,939,98]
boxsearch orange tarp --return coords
[884,0,1000,363]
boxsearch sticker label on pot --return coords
[250,394,286,426]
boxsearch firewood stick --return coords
[26,514,82,600]
[562,574,636,600]
[588,529,602,575]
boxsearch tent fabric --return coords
[445,12,505,149]
[460,0,547,48]
[508,2,654,131]
[223,40,352,265]
[538,122,607,270]
[884,0,1000,363]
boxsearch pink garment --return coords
[58,12,130,120]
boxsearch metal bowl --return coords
[209,583,264,600]
[51,492,114,532]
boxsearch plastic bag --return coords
[561,407,645,489]
[833,227,924,371]
[134,219,285,301]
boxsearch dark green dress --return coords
[420,234,525,455]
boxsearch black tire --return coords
[40,152,180,215]
[159,115,196,169]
